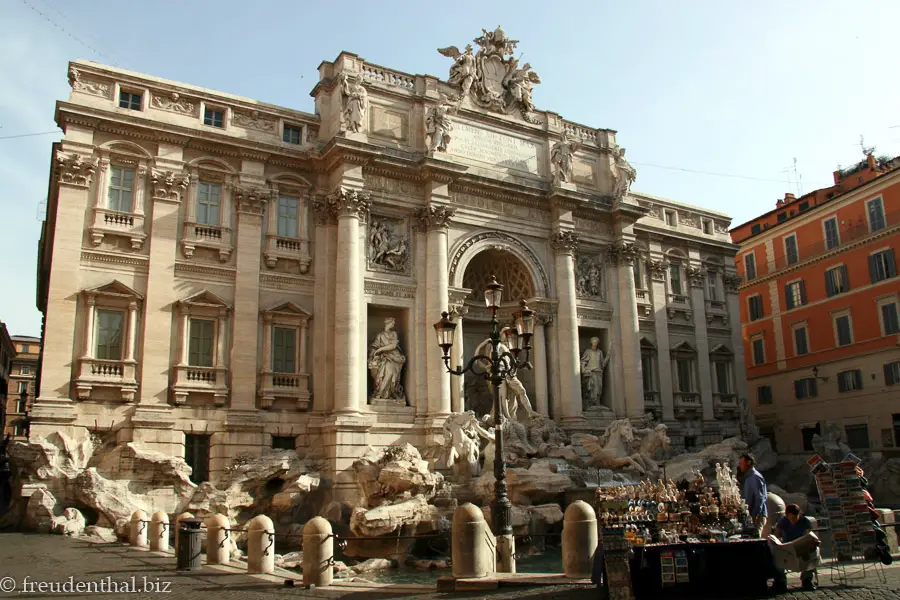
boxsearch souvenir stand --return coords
[595,464,771,599]
[809,453,889,585]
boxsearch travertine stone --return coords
[303,517,334,587]
[247,514,275,574]
[563,501,597,578]
[451,503,495,579]
[205,514,231,565]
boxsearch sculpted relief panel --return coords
[367,216,410,276]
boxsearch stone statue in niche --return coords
[580,337,611,410]
[575,254,604,298]
[368,317,406,403]
[426,94,458,154]
[550,132,581,185]
[610,146,637,201]
[367,217,409,273]
[340,74,367,134]
[473,337,536,423]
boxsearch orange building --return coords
[3,335,40,439]
[731,154,900,454]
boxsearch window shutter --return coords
[838,374,847,393]
[203,322,214,366]
[825,271,834,297]
[794,380,802,398]
[785,285,794,310]
[869,254,878,283]
[799,281,807,305]
[840,265,849,291]
[886,363,898,386]
[888,250,897,278]
[189,323,200,365]
[854,370,863,389]
[810,379,817,397]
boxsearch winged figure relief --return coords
[437,44,477,100]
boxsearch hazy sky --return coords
[2,0,899,336]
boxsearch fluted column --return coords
[417,204,455,417]
[551,231,583,424]
[546,317,561,420]
[533,315,549,416]
[449,305,467,413]
[687,264,714,421]
[82,295,96,358]
[610,243,645,419]
[311,197,337,414]
[329,188,370,413]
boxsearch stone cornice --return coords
[173,261,236,283]
[80,250,149,272]
[259,273,315,293]
[364,278,417,299]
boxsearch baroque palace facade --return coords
[35,28,745,494]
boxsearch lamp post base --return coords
[496,534,516,573]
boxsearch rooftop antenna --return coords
[859,134,875,157]
[793,157,803,196]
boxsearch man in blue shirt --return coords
[738,453,767,536]
[772,504,817,591]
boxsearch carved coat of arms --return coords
[438,26,541,122]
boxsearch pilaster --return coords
[724,274,748,402]
[311,193,337,414]
[648,252,674,421]
[448,304,468,413]
[687,254,714,422]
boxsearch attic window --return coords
[799,201,810,212]
[777,213,787,223]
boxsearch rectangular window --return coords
[21,344,29,353]
[669,264,682,296]
[794,326,809,356]
[751,223,762,235]
[633,260,644,288]
[869,249,897,283]
[203,107,224,128]
[744,253,757,281]
[703,219,713,234]
[684,436,696,450]
[784,280,806,310]
[824,217,840,250]
[757,385,772,405]
[272,326,297,374]
[675,359,693,392]
[802,424,821,451]
[18,381,28,394]
[196,182,221,225]
[885,361,900,386]
[641,352,655,392]
[844,424,870,449]
[277,196,299,238]
[751,337,765,366]
[882,301,900,335]
[665,210,677,226]
[777,212,788,223]
[95,309,123,360]
[188,319,215,367]
[837,369,863,392]
[868,197,886,232]
[748,295,764,321]
[799,201,810,212]
[794,378,818,399]
[835,313,853,346]
[184,434,210,484]
[272,435,296,450]
[784,235,799,265]
[107,166,135,212]
[20,365,30,375]
[825,265,849,296]
[118,90,142,110]
[707,270,718,301]
[714,361,731,394]
[283,125,302,144]
[16,396,27,413]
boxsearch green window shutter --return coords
[785,285,794,310]
[799,281,807,305]
[888,250,897,278]
[840,265,850,292]
[869,254,878,283]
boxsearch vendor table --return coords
[628,540,772,598]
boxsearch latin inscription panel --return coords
[451,122,540,174]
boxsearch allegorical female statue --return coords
[580,336,611,409]
[368,317,406,402]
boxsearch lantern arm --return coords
[443,353,493,378]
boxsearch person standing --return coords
[738,453,768,536]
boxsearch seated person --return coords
[771,504,817,592]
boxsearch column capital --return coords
[723,273,743,293]
[150,169,190,203]
[415,204,456,232]
[686,265,705,288]
[233,185,270,216]
[550,230,579,255]
[326,187,370,221]
[647,259,668,282]
[449,304,469,319]
[606,241,640,265]
[56,151,99,188]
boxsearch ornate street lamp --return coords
[433,275,534,559]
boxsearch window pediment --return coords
[178,290,231,314]
[83,280,144,302]
[671,341,696,356]
[262,301,311,324]
[639,337,656,349]
[709,343,733,357]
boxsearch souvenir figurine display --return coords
[594,463,751,547]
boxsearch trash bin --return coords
[176,517,203,571]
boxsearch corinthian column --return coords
[449,305,467,413]
[550,231,583,425]
[609,242,645,419]
[329,188,370,413]
[532,315,550,416]
[416,204,456,417]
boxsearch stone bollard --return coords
[173,512,194,557]
[247,515,275,574]
[205,514,231,565]
[130,510,149,548]
[302,517,333,587]
[149,512,169,552]
[562,500,598,579]
[451,503,496,579]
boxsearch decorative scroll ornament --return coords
[233,186,270,216]
[56,151,99,187]
[550,230,579,254]
[150,169,190,201]
[610,146,637,202]
[685,266,704,287]
[339,74,368,134]
[438,26,541,122]
[150,92,195,115]
[67,66,110,98]
[647,259,669,282]
[232,110,276,133]
[606,242,640,265]
[415,204,456,231]
[723,273,743,291]
[326,187,370,221]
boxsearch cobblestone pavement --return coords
[0,533,898,600]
